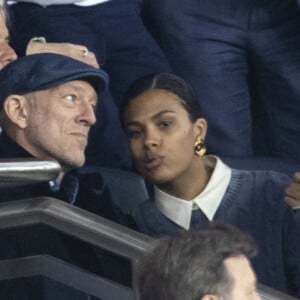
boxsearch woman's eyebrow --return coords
[151,110,176,120]
[126,110,176,127]
[126,120,142,127]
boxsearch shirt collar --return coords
[155,156,232,230]
[53,170,79,204]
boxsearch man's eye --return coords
[64,94,76,102]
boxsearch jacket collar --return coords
[0,131,32,159]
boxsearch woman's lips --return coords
[144,155,163,171]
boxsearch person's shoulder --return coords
[132,199,163,234]
[228,168,293,212]
[231,168,292,188]
[133,198,157,219]
[78,166,149,214]
[132,199,182,237]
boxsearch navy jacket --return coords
[133,168,300,297]
[0,132,133,299]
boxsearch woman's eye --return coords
[64,94,76,102]
[159,120,172,128]
[127,130,141,138]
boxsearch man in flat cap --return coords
[0,2,132,169]
[0,53,134,299]
[0,53,108,201]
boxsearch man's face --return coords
[0,12,17,69]
[223,255,261,300]
[22,80,97,172]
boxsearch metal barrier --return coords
[0,197,297,300]
[0,197,151,259]
[0,255,134,300]
[0,158,60,187]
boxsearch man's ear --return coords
[193,117,208,140]
[3,95,29,129]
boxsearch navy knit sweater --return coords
[133,169,300,297]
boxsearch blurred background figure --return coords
[9,0,171,107]
[0,3,17,69]
[141,0,300,162]
[135,223,261,300]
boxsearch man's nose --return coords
[78,102,97,126]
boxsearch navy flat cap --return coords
[0,53,109,108]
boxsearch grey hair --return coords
[134,223,257,300]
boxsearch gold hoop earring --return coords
[194,136,207,157]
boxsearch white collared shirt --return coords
[155,156,232,230]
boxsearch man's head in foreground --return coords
[135,223,261,300]
[0,53,108,176]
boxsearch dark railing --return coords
[0,254,135,300]
[0,197,297,300]
[0,197,151,259]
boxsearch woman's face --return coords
[123,89,207,185]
